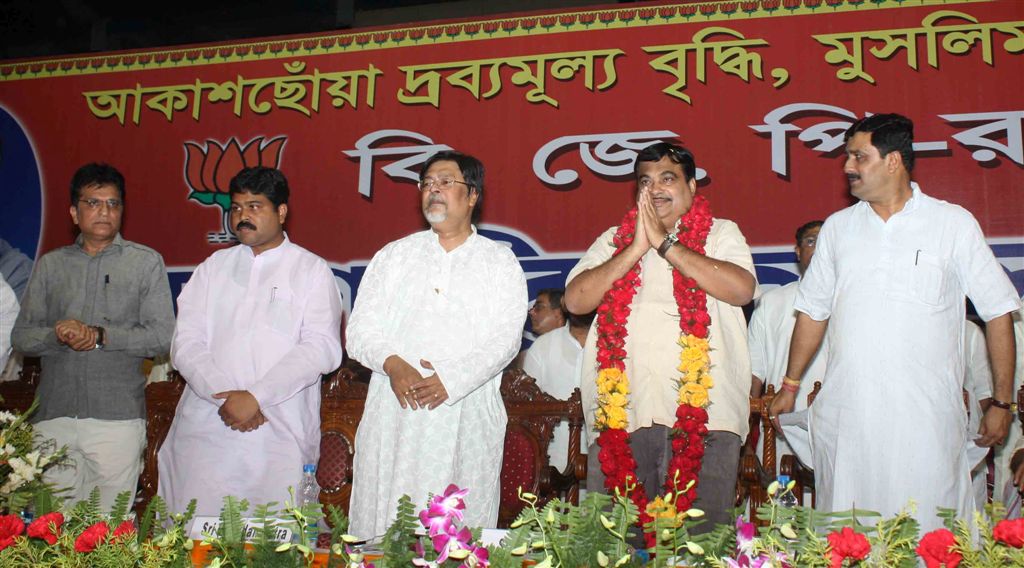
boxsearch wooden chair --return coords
[0,356,40,414]
[315,366,368,524]
[739,381,821,521]
[135,373,186,516]
[498,368,585,528]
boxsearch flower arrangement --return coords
[0,402,66,513]
[594,196,714,538]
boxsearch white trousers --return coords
[34,417,146,512]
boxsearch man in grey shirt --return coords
[12,163,174,510]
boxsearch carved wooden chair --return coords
[135,372,186,516]
[0,356,40,414]
[739,381,821,521]
[498,368,585,528]
[316,366,368,525]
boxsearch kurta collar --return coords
[857,181,924,221]
[428,225,478,252]
[74,232,125,256]
[243,232,292,259]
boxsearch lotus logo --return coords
[183,136,286,243]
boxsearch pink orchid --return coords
[419,508,455,537]
[426,484,469,522]
[431,524,474,563]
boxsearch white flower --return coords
[0,411,17,423]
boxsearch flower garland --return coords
[594,195,714,534]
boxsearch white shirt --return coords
[0,275,18,372]
[795,183,1022,532]
[569,219,758,444]
[346,228,528,541]
[747,280,828,470]
[523,324,585,471]
[158,235,343,515]
[749,280,829,404]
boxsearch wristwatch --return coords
[657,233,679,258]
[92,326,106,350]
[990,399,1018,412]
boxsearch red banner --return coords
[1,0,1021,308]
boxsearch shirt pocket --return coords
[266,288,298,336]
[100,282,140,326]
[907,250,949,307]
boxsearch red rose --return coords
[916,528,961,568]
[27,512,64,545]
[827,526,870,567]
[74,521,109,553]
[993,518,1024,548]
[112,520,136,539]
[0,514,25,551]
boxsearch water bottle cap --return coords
[303,464,316,473]
[777,475,790,485]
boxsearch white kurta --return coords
[159,236,343,515]
[795,184,1021,533]
[522,324,584,471]
[747,280,829,471]
[962,320,993,512]
[345,228,527,541]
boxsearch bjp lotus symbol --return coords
[184,136,286,243]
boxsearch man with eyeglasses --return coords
[12,163,175,510]
[158,166,342,516]
[347,150,527,541]
[747,220,826,472]
[566,142,758,532]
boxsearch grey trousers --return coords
[587,426,741,535]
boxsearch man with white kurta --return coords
[771,114,1021,532]
[159,167,343,516]
[346,151,528,541]
[748,220,827,471]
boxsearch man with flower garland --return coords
[771,114,1021,532]
[346,151,528,541]
[565,142,757,533]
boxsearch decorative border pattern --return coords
[0,0,990,82]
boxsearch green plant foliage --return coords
[380,494,419,567]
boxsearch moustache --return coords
[846,174,861,182]
[236,221,257,231]
[427,195,446,206]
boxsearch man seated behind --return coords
[747,220,827,471]
[523,308,595,471]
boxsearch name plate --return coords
[189,516,294,543]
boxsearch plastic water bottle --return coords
[776,475,799,508]
[296,464,320,547]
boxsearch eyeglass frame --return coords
[418,177,473,192]
[78,198,124,210]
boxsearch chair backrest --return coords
[740,381,821,522]
[0,356,40,414]
[136,373,186,516]
[316,367,368,523]
[498,368,584,528]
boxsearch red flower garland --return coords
[595,195,713,534]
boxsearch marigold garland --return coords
[594,195,714,537]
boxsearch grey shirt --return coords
[12,233,174,421]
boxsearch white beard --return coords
[424,207,447,224]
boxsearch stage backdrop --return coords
[1,0,1021,333]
